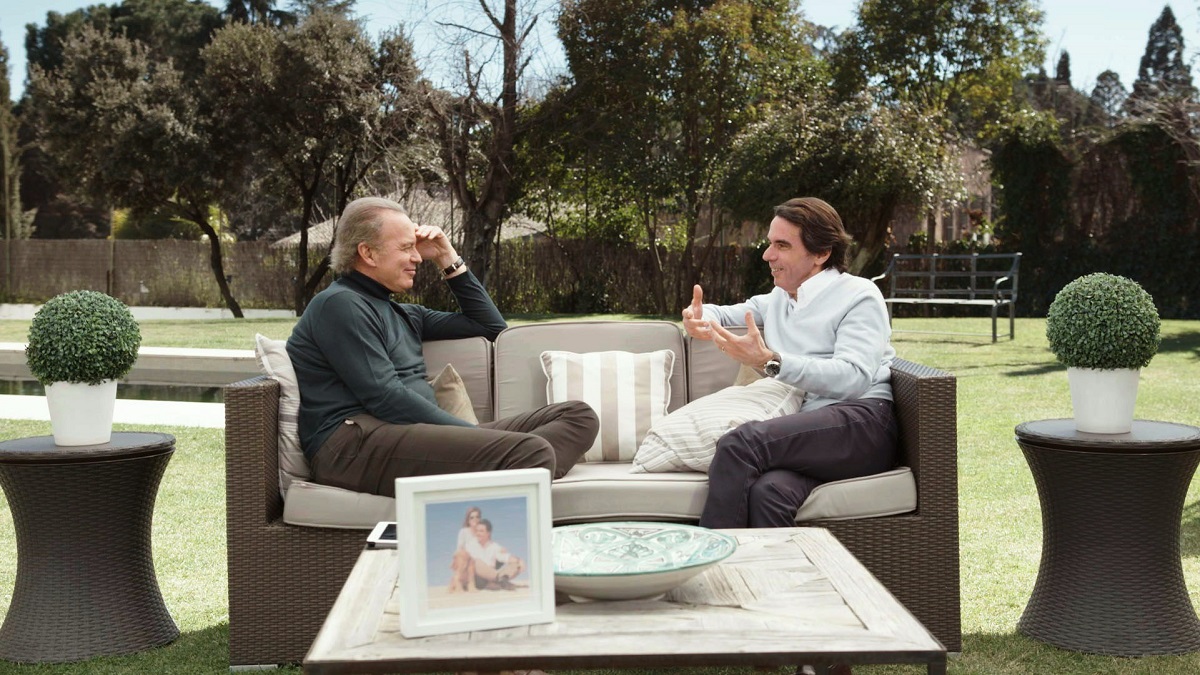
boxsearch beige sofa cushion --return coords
[494,321,688,418]
[254,335,494,496]
[281,464,917,529]
[422,336,494,424]
[253,334,309,495]
[428,364,478,425]
[631,377,804,473]
[540,349,675,462]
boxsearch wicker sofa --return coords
[224,320,960,667]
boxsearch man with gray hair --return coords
[287,196,598,497]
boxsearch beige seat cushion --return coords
[281,464,918,529]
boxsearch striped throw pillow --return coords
[540,349,675,463]
[631,377,805,473]
[254,334,310,495]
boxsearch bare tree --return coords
[422,0,542,285]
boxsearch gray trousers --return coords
[699,398,898,529]
[310,401,598,497]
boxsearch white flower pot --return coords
[44,380,119,446]
[1067,367,1139,434]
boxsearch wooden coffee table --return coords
[304,527,946,674]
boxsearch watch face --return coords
[764,361,781,377]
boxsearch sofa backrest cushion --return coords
[255,334,495,496]
[686,327,750,402]
[494,321,688,419]
[422,336,494,424]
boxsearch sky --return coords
[3,0,1199,100]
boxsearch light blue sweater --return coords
[704,270,895,411]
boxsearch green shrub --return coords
[1045,273,1160,369]
[25,290,142,385]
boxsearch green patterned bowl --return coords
[552,522,738,601]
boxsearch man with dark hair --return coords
[682,197,898,528]
[288,196,598,497]
[465,518,525,591]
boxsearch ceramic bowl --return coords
[552,522,738,601]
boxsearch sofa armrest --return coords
[889,357,957,517]
[224,375,283,527]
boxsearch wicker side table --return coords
[0,432,180,663]
[1015,419,1200,656]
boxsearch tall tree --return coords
[25,24,245,315]
[1,33,20,258]
[425,0,536,287]
[1088,70,1128,128]
[1131,5,1194,102]
[204,12,425,313]
[1055,51,1071,85]
[223,0,297,26]
[720,92,962,274]
[833,0,1045,138]
[553,0,815,311]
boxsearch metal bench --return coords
[872,252,1021,342]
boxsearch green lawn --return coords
[1,316,1200,674]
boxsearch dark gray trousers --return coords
[310,401,598,497]
[698,398,898,529]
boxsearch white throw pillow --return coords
[253,334,310,494]
[630,377,805,473]
[540,349,675,463]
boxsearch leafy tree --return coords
[1088,70,1127,128]
[833,0,1045,139]
[719,92,962,274]
[25,0,223,83]
[203,12,425,313]
[1055,51,1070,85]
[20,0,224,241]
[25,25,244,315]
[552,0,817,311]
[1131,5,1194,103]
[223,0,297,26]
[1,33,20,253]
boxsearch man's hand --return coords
[414,223,459,270]
[682,284,712,340]
[710,311,774,367]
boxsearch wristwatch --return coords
[763,352,782,378]
[442,256,466,277]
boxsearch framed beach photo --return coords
[394,468,554,638]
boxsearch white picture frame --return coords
[394,468,554,638]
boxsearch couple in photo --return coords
[447,506,525,593]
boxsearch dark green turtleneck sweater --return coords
[287,270,507,460]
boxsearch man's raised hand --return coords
[682,284,711,340]
[414,223,458,269]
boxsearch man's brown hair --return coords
[772,197,851,272]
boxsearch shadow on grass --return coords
[1159,331,1200,359]
[0,624,229,675]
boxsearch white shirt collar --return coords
[792,267,841,309]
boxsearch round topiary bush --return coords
[25,290,142,385]
[1046,272,1160,370]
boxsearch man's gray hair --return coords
[330,197,408,275]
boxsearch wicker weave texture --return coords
[1018,437,1200,655]
[225,356,963,665]
[0,444,179,663]
[825,357,961,652]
